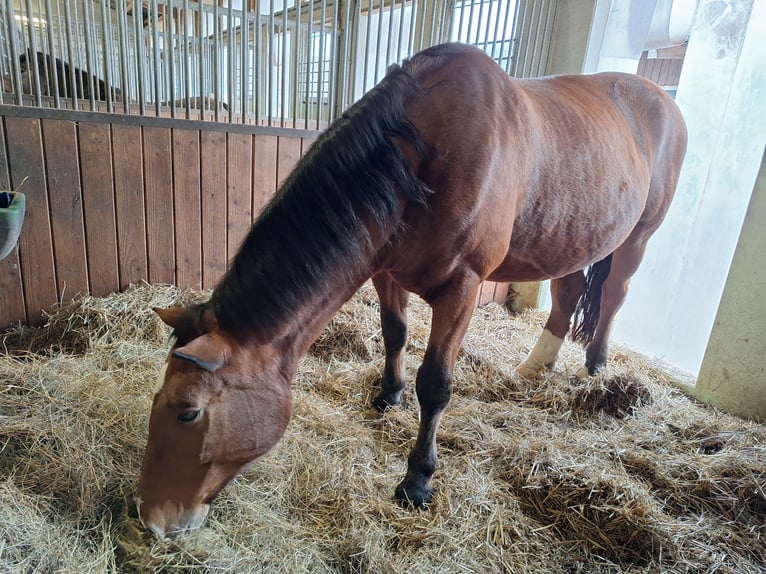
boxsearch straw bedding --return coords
[0,283,763,573]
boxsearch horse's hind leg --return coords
[372,273,410,410]
[396,270,481,507]
[579,238,650,377]
[516,271,586,378]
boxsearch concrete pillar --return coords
[692,149,766,422]
[546,0,599,74]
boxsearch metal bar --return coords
[135,0,146,114]
[152,0,162,114]
[280,0,287,126]
[385,0,395,70]
[228,0,235,123]
[117,0,130,113]
[63,0,78,106]
[254,1,262,123]
[328,0,339,121]
[4,0,22,105]
[317,0,328,129]
[362,0,372,91]
[396,0,406,62]
[42,0,60,108]
[198,5,205,119]
[373,0,383,84]
[100,0,114,112]
[267,0,274,125]
[183,0,191,118]
[290,0,301,128]
[502,0,518,74]
[168,0,177,118]
[213,0,220,122]
[480,0,495,53]
[81,0,96,109]
[23,0,42,105]
[304,0,313,129]
[490,0,503,64]
[538,0,557,76]
[406,0,416,54]
[241,5,248,122]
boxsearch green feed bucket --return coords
[0,191,25,260]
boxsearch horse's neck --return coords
[277,277,368,379]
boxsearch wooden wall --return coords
[0,105,509,330]
[0,106,317,327]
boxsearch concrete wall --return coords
[692,149,766,421]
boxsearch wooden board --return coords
[276,136,302,188]
[0,118,26,325]
[173,128,202,289]
[42,119,89,300]
[200,130,227,289]
[252,134,278,219]
[4,116,57,325]
[79,122,119,297]
[112,124,148,290]
[143,126,175,285]
[227,132,254,257]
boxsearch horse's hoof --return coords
[395,477,433,508]
[372,391,402,412]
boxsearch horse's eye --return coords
[177,410,200,423]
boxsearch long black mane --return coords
[211,63,430,339]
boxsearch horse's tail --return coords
[571,254,613,345]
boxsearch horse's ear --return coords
[172,332,228,372]
[154,307,187,329]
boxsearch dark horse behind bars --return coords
[138,43,686,537]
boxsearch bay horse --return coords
[138,43,686,538]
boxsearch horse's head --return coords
[138,305,292,538]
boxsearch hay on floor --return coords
[0,283,763,573]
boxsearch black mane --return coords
[211,63,430,339]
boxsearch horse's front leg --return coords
[372,273,410,411]
[395,272,480,507]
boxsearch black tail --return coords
[571,254,613,345]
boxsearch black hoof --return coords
[395,476,433,508]
[372,391,402,412]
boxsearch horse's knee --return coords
[415,357,452,411]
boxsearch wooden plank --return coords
[112,124,148,289]
[42,119,89,301]
[143,126,175,285]
[226,132,253,257]
[276,135,302,188]
[4,116,57,325]
[0,118,26,326]
[79,122,119,297]
[173,128,202,289]
[200,130,227,289]
[252,134,278,219]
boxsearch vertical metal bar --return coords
[523,0,539,77]
[213,0,220,121]
[255,0,262,123]
[23,0,42,105]
[200,3,209,117]
[135,0,146,114]
[43,0,60,107]
[100,0,113,112]
[396,0,406,62]
[304,0,313,129]
[537,0,557,76]
[117,0,129,112]
[241,4,249,123]
[63,0,78,105]
[338,0,353,116]
[349,0,361,104]
[327,0,339,121]
[267,0,274,125]
[362,0,372,91]
[290,0,301,127]
[406,0,416,54]
[182,0,190,118]
[385,0,394,69]
[151,0,161,114]
[455,0,466,41]
[228,0,234,123]
[317,0,328,128]
[5,0,22,105]
[373,0,383,84]
[168,0,177,117]
[81,0,96,109]
[438,0,451,45]
[280,0,288,126]
[480,0,495,53]
[491,0,503,64]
